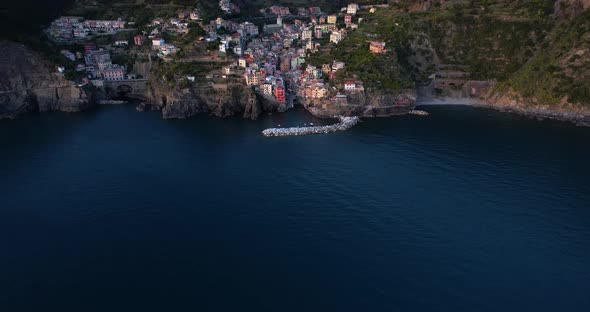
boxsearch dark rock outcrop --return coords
[0,41,95,119]
[303,89,416,119]
[145,74,278,120]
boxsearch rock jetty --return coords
[262,116,359,137]
[409,109,429,116]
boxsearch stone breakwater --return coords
[409,109,430,116]
[262,116,360,137]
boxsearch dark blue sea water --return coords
[1,105,589,311]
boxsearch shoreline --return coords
[417,97,590,127]
[3,95,590,127]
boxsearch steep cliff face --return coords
[144,76,271,120]
[385,1,590,123]
[491,7,590,114]
[0,41,95,119]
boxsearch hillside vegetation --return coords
[3,0,589,108]
[309,0,589,107]
[499,9,590,105]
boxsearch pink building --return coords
[134,35,146,46]
[103,66,125,81]
[345,14,352,25]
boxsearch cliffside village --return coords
[220,3,386,104]
[46,3,388,105]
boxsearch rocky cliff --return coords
[381,1,590,123]
[303,89,416,119]
[143,72,279,120]
[488,5,590,121]
[0,41,95,119]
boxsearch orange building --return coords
[369,41,386,54]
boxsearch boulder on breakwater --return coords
[262,116,359,137]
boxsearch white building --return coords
[330,31,343,44]
[152,38,164,47]
[301,29,313,41]
[347,3,359,15]
[219,41,228,53]
[344,81,357,90]
[262,83,273,96]
[332,61,345,71]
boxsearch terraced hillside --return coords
[308,0,589,108]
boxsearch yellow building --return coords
[327,15,337,24]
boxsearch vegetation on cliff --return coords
[309,1,589,108]
[498,9,590,106]
[307,10,415,91]
[3,0,589,114]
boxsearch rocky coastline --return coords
[139,73,287,120]
[417,95,590,127]
[0,42,96,119]
[1,40,588,126]
[302,88,416,119]
[485,92,590,127]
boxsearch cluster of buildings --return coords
[195,4,367,103]
[141,17,187,58]
[201,17,259,45]
[58,41,134,81]
[263,6,326,17]
[266,6,291,16]
[222,12,358,103]
[297,7,323,16]
[82,44,126,81]
[174,7,202,21]
[149,17,189,36]
[146,36,179,57]
[344,3,360,15]
[48,16,126,42]
[51,1,384,100]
